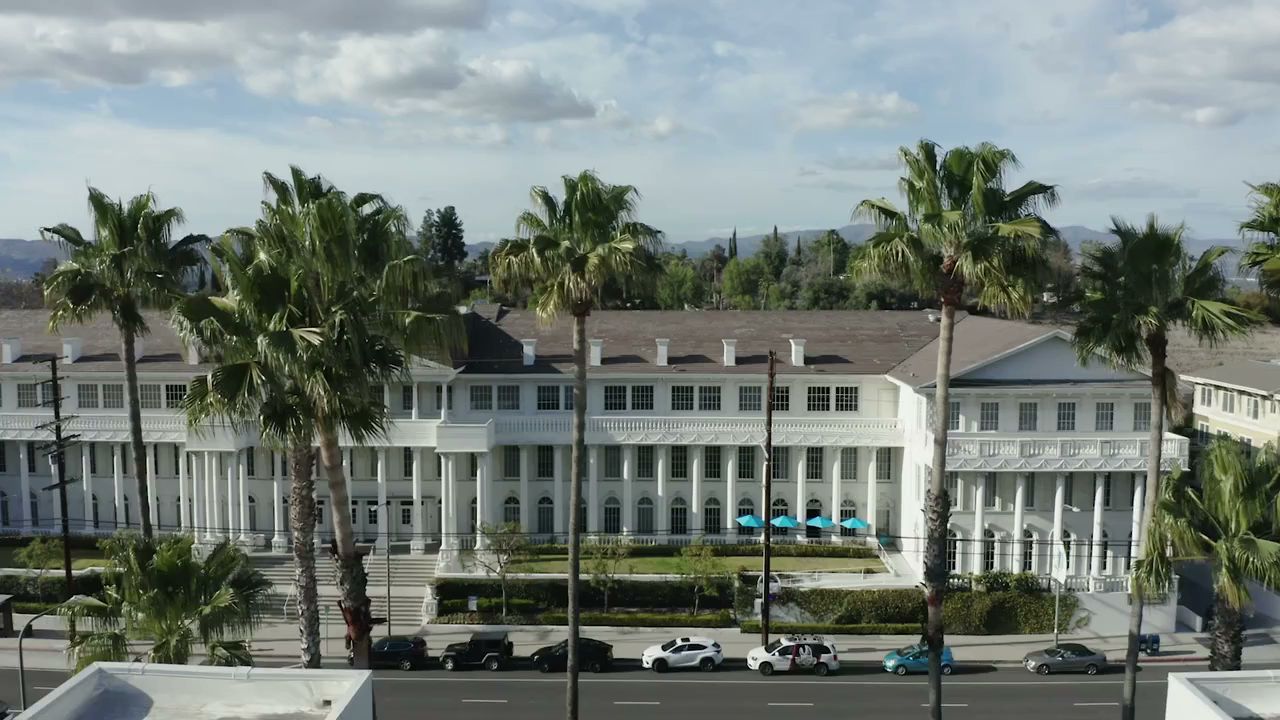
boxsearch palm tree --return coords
[41,189,203,539]
[853,140,1058,720]
[490,170,661,720]
[1240,181,1280,294]
[1139,439,1280,671]
[64,534,270,670]
[175,167,463,669]
[1073,215,1255,719]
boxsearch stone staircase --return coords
[252,552,437,627]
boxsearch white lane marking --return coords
[373,676,1171,686]
[922,704,969,708]
[461,699,508,703]
[1075,702,1120,706]
[768,702,815,707]
[614,701,661,705]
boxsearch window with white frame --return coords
[835,386,859,412]
[1095,402,1115,432]
[1133,402,1151,432]
[948,400,961,431]
[671,385,694,411]
[604,385,627,411]
[703,498,722,534]
[982,473,996,508]
[536,446,555,479]
[469,385,492,411]
[979,402,999,432]
[1056,401,1076,431]
[537,385,561,411]
[1018,402,1038,431]
[1248,396,1260,420]
[563,386,574,410]
[805,447,823,480]
[772,385,790,411]
[101,383,122,409]
[631,385,654,411]
[400,447,411,477]
[1222,391,1236,414]
[496,385,520,411]
[945,472,959,508]
[671,446,688,479]
[1024,475,1035,509]
[139,384,162,409]
[1199,386,1213,407]
[739,385,762,412]
[401,385,414,411]
[698,386,721,411]
[737,498,755,536]
[603,446,621,479]
[1197,422,1209,443]
[875,448,892,481]
[503,446,520,480]
[77,384,99,409]
[1102,473,1113,509]
[737,446,755,479]
[16,383,38,408]
[165,383,187,409]
[807,386,831,412]
[637,446,654,479]
[839,499,859,537]
[704,446,721,479]
[771,447,789,480]
[839,447,857,480]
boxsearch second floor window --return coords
[139,384,162,409]
[1248,396,1260,420]
[16,383,38,408]
[1222,391,1236,414]
[631,385,654,411]
[1018,402,1038,431]
[604,385,627,411]
[671,385,694,411]
[1095,402,1114,432]
[1056,401,1076,431]
[835,386,859,412]
[77,384,99,409]
[839,447,857,480]
[402,385,414,411]
[979,402,999,432]
[603,446,621,479]
[876,448,892,481]
[165,384,187,409]
[637,446,654,479]
[772,447,790,480]
[806,447,823,480]
[807,386,831,412]
[503,446,520,480]
[772,385,790,412]
[496,385,520,411]
[1199,386,1213,406]
[698,386,721,411]
[470,385,492,411]
[739,385,762,412]
[1133,401,1152,432]
[737,446,755,480]
[947,400,961,431]
[102,383,124,409]
[537,385,561,411]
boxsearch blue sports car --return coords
[882,644,955,676]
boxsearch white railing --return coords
[944,434,1190,471]
[493,415,904,447]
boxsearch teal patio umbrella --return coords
[806,516,837,529]
[840,516,869,530]
[770,515,801,529]
[736,514,766,528]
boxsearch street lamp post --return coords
[19,594,107,710]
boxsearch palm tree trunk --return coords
[566,312,587,720]
[289,445,321,668]
[1122,332,1168,720]
[1209,596,1244,671]
[121,330,153,538]
[924,301,957,720]
[318,430,372,670]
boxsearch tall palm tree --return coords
[64,534,271,670]
[176,166,463,669]
[490,170,661,720]
[1139,439,1280,671]
[42,189,203,539]
[1240,181,1280,294]
[853,140,1058,720]
[1073,215,1255,719]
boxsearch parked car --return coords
[348,635,428,671]
[641,636,724,672]
[882,644,955,676]
[1022,644,1108,675]
[746,635,840,677]
[530,637,614,673]
[440,631,514,671]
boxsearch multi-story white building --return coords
[0,307,1188,582]
[1182,359,1280,451]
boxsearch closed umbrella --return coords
[840,516,869,530]
[770,515,801,528]
[736,514,766,528]
[806,516,837,529]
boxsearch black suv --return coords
[530,637,614,673]
[350,636,427,671]
[440,631,514,671]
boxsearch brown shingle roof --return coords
[0,309,199,372]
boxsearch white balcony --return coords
[0,411,190,443]
[944,433,1190,472]
[494,415,904,447]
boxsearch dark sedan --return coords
[350,636,428,671]
[530,638,613,673]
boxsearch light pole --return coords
[19,594,107,710]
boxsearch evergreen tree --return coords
[421,206,466,267]
[757,225,789,280]
[727,227,737,259]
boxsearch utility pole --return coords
[34,355,80,600]
[761,350,776,646]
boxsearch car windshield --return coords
[661,640,678,651]
[1045,649,1063,658]
[896,646,917,656]
[764,640,782,653]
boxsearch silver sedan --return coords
[1022,644,1108,675]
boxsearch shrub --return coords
[0,571,104,603]
[739,621,918,635]
[770,585,1067,634]
[438,597,539,615]
[539,611,734,628]
[777,587,926,625]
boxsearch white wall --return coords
[962,337,1146,383]
[1075,589,1177,634]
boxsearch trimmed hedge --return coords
[436,578,734,611]
[739,621,918,635]
[0,572,105,603]
[541,611,735,628]
[439,597,540,615]
[0,535,102,551]
[527,543,875,559]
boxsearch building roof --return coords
[887,314,1060,387]
[1166,670,1280,720]
[0,309,200,373]
[1184,359,1280,395]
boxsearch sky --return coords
[0,0,1276,245]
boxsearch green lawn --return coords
[504,554,884,575]
[0,546,107,571]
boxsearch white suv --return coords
[641,636,724,672]
[746,635,840,677]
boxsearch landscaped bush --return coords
[0,571,104,603]
[777,587,927,625]
[739,621,919,635]
[438,597,540,615]
[0,535,103,552]
[525,543,875,560]
[435,577,735,612]
[540,611,735,628]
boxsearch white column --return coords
[376,448,388,549]
[411,448,425,553]
[149,444,161,530]
[225,453,236,540]
[209,452,222,539]
[866,448,879,536]
[1052,472,1066,553]
[552,446,566,536]
[1012,473,1026,572]
[112,444,125,532]
[724,446,737,533]
[690,446,703,535]
[440,383,451,423]
[479,451,494,538]
[271,451,286,552]
[519,446,532,532]
[1129,473,1144,572]
[830,448,843,531]
[410,381,420,420]
[1090,473,1106,577]
[177,447,188,533]
[973,473,987,571]
[441,454,454,547]
[656,445,668,536]
[197,452,209,540]
[795,447,807,530]
[82,444,94,533]
[622,446,635,533]
[238,449,250,542]
[18,442,31,530]
[588,446,600,534]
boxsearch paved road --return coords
[5,662,1266,719]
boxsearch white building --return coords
[0,307,1188,583]
[1165,670,1280,720]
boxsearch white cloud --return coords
[794,91,918,130]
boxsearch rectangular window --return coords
[983,473,996,508]
[1024,474,1036,509]
[469,385,492,411]
[1222,392,1236,414]
[1056,402,1077,431]
[737,446,755,480]
[604,385,627,411]
[368,504,378,526]
[835,386,859,412]
[805,447,823,480]
[631,385,654,411]
[637,446,654,479]
[496,385,520,411]
[401,447,413,476]
[772,447,790,480]
[698,386,721,412]
[875,448,892,481]
[402,385,414,411]
[807,386,831,412]
[102,383,123,409]
[671,385,694,411]
[979,402,999,432]
[1248,396,1260,420]
[165,383,187,409]
[503,446,520,480]
[772,385,790,412]
[536,385,561,411]
[945,472,959,508]
[536,446,555,480]
[739,385,762,412]
[139,384,162,409]
[1017,402,1038,432]
[948,400,961,431]
[563,386,574,410]
[704,446,721,479]
[27,442,36,474]
[1199,386,1213,406]
[604,447,621,480]
[469,453,478,480]
[17,383,38,408]
[247,449,257,477]
[839,447,857,480]
[1197,422,1209,443]
[671,446,688,479]
[1102,473,1113,509]
[1095,402,1115,432]
[401,503,412,526]
[1133,402,1151,432]
[77,384,99,409]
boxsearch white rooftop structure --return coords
[18,663,373,720]
[1166,670,1280,720]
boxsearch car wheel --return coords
[941,664,953,676]
[1085,664,1099,676]
[538,661,552,674]
[486,657,501,672]
[894,664,908,676]
[814,662,829,677]
[588,661,604,674]
[759,662,774,677]
[399,658,414,672]
[699,657,716,672]
[653,659,668,674]
[1036,664,1050,676]
[443,657,457,672]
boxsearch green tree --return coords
[678,542,729,616]
[721,257,768,309]
[16,537,63,577]
[471,523,531,618]
[813,229,850,277]
[42,189,204,540]
[427,205,467,268]
[1138,439,1280,671]
[491,170,661,720]
[64,535,270,671]
[1074,215,1255,718]
[727,227,738,260]
[585,543,631,612]
[798,275,851,310]
[175,166,464,669]
[758,226,788,280]
[853,140,1058,719]
[656,259,704,309]
[1240,182,1280,294]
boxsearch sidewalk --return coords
[3,613,1278,670]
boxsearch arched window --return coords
[247,496,258,532]
[805,498,822,538]
[703,498,721,535]
[637,497,655,535]
[737,498,755,537]
[1100,531,1110,573]
[1022,529,1035,573]
[503,497,520,526]
[946,530,959,573]
[603,497,621,534]
[469,497,478,534]
[0,491,9,527]
[982,529,996,572]
[771,498,789,537]
[29,492,39,528]
[537,497,554,535]
[839,499,858,537]
[670,498,688,535]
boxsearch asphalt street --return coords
[5,660,1261,720]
